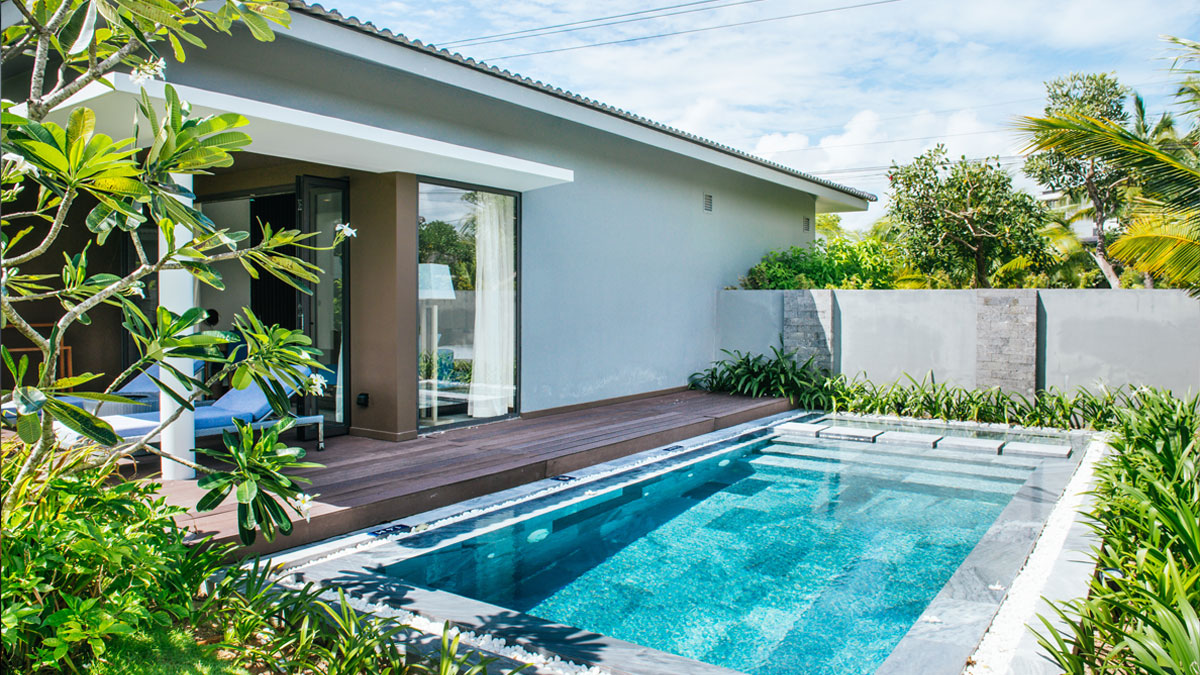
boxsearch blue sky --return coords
[314,0,1198,227]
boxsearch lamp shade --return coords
[418,263,456,300]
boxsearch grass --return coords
[89,625,247,675]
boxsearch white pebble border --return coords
[963,434,1109,675]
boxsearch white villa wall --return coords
[168,31,820,413]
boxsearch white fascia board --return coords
[40,73,574,192]
[282,13,870,212]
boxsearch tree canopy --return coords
[887,145,1051,288]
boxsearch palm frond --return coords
[1109,211,1200,286]
[1014,114,1200,209]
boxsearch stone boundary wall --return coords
[717,289,1200,395]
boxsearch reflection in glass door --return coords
[297,176,350,434]
[417,182,517,430]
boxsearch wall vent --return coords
[803,216,812,232]
[703,193,714,212]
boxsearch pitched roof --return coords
[288,1,876,203]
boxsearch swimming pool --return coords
[290,413,1086,675]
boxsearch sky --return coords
[316,0,1198,229]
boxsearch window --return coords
[417,182,518,429]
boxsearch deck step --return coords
[748,454,1021,495]
[762,444,1030,482]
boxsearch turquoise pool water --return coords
[384,435,1035,675]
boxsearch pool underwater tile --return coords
[724,476,774,496]
[705,506,772,532]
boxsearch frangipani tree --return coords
[1,0,346,544]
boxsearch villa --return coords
[2,1,872,450]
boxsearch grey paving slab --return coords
[817,425,883,442]
[877,430,943,447]
[775,421,828,436]
[1002,441,1073,458]
[935,436,1004,453]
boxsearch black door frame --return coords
[296,175,352,437]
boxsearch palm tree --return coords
[1015,37,1200,293]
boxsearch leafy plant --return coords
[887,145,1053,288]
[740,236,908,290]
[1034,390,1200,675]
[0,439,229,672]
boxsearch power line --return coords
[807,154,1027,175]
[765,128,1014,155]
[485,0,902,61]
[441,0,773,48]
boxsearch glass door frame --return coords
[415,176,522,433]
[296,175,352,437]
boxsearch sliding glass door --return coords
[417,181,518,430]
[297,176,351,434]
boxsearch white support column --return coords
[159,174,197,480]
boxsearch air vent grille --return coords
[803,216,811,232]
[703,193,714,212]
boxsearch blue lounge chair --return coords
[58,372,325,451]
[3,362,203,420]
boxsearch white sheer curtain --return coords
[468,193,515,418]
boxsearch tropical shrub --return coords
[1036,391,1199,675]
[0,439,225,672]
[690,345,1133,429]
[0,438,522,673]
[740,237,910,290]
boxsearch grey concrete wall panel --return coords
[835,290,978,388]
[1038,290,1200,395]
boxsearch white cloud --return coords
[327,0,1198,229]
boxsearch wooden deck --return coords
[155,390,791,555]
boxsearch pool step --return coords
[749,453,1021,495]
[762,444,1030,482]
[769,437,1040,470]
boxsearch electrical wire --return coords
[440,0,774,48]
[484,0,902,61]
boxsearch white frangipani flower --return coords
[131,58,166,84]
[296,493,316,522]
[334,222,357,238]
[128,285,145,299]
[307,372,327,396]
[3,152,37,177]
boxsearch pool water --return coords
[384,435,1036,675]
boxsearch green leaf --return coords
[235,480,258,504]
[42,398,120,446]
[13,386,47,415]
[16,414,41,444]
